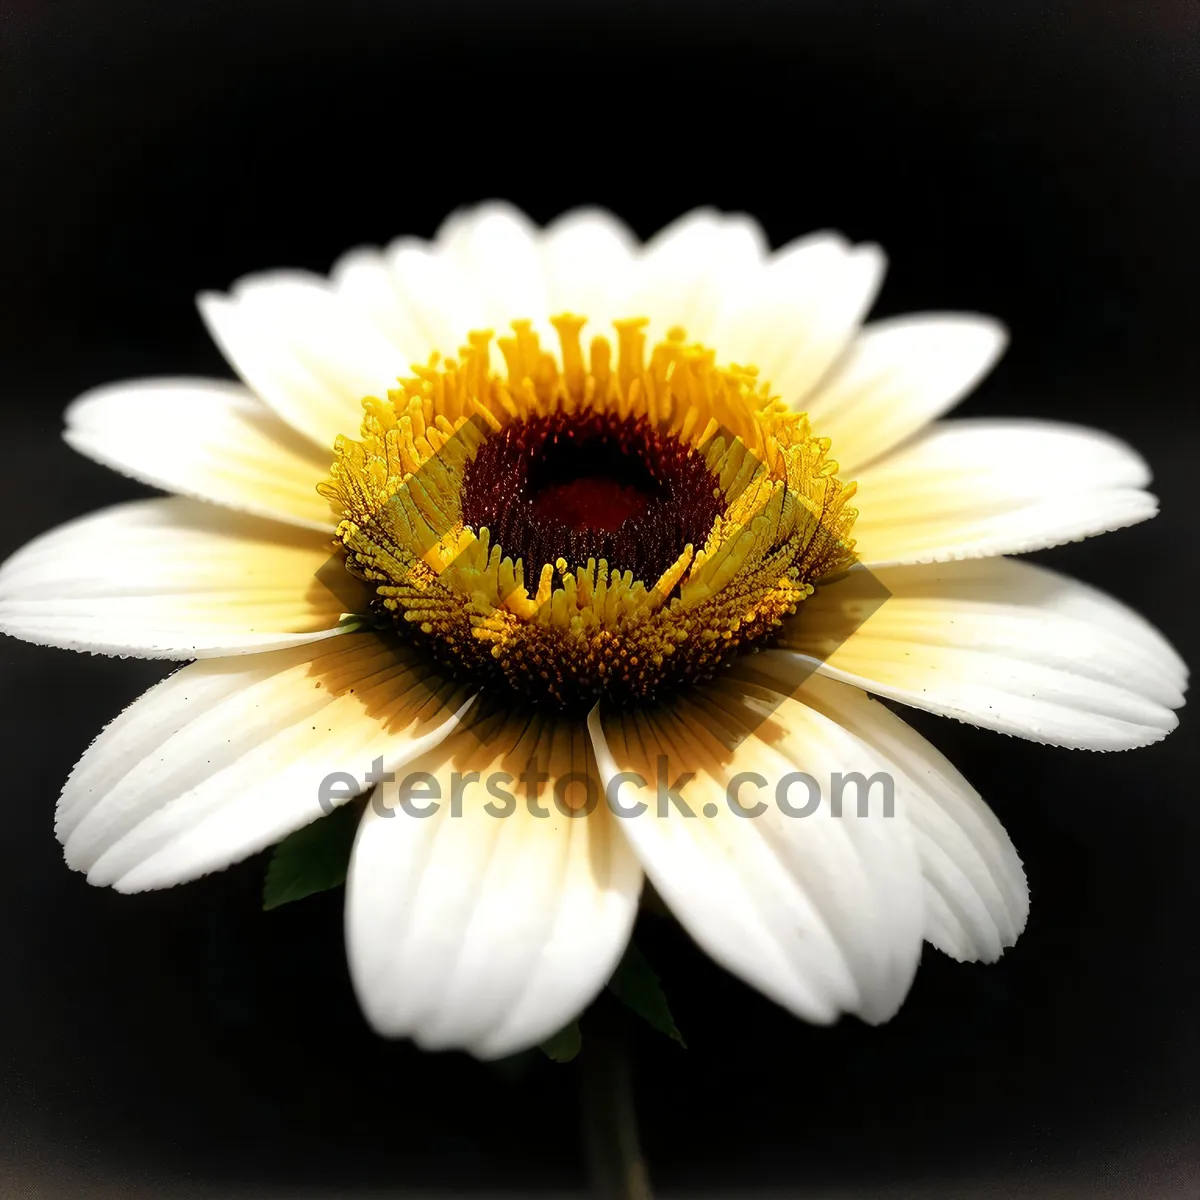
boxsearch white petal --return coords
[381,240,494,361]
[629,208,768,345]
[589,681,925,1025]
[0,498,367,658]
[328,245,439,362]
[710,233,885,403]
[57,634,470,892]
[198,272,413,450]
[778,558,1185,749]
[346,709,642,1058]
[332,233,505,371]
[730,662,1028,962]
[434,202,551,333]
[851,419,1157,565]
[540,207,639,334]
[64,378,338,531]
[809,315,1008,473]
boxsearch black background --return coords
[2,2,1198,1196]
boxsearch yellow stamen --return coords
[320,317,857,708]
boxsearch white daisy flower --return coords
[0,203,1185,1059]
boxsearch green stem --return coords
[580,1003,654,1200]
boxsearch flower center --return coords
[461,412,722,582]
[322,316,859,709]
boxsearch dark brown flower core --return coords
[461,412,722,585]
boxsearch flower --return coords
[0,204,1185,1059]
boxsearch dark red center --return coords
[461,412,722,582]
[529,476,652,533]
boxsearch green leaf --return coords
[607,942,685,1047]
[263,802,360,911]
[539,1020,582,1062]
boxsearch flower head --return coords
[0,204,1185,1058]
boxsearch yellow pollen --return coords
[320,316,858,709]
